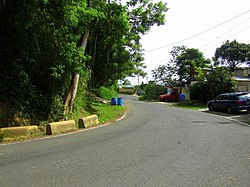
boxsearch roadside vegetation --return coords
[1,1,250,130]
[139,41,250,105]
[0,87,126,143]
[172,101,207,110]
[0,1,168,128]
[138,81,165,101]
[92,102,126,123]
[74,86,126,124]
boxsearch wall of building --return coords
[234,68,250,76]
[235,81,250,92]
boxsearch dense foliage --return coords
[0,0,168,127]
[152,46,211,86]
[97,86,118,100]
[176,48,211,82]
[214,40,250,72]
[151,45,238,102]
[152,64,178,86]
[1,0,89,126]
[190,82,211,101]
[190,67,236,101]
[139,81,165,100]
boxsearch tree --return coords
[152,46,185,86]
[0,0,93,125]
[214,40,250,72]
[87,0,168,87]
[0,0,168,126]
[64,0,97,115]
[139,81,165,100]
[190,66,236,101]
[153,46,211,87]
[122,79,132,85]
[152,64,178,86]
[176,48,211,82]
[206,66,235,98]
[87,1,132,87]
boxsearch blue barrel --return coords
[111,98,118,105]
[118,98,124,106]
[180,93,185,102]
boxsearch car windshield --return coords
[238,93,250,99]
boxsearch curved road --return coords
[1,95,250,186]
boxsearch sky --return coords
[129,0,250,85]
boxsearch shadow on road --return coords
[203,110,250,125]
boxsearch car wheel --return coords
[227,106,232,114]
[208,104,214,111]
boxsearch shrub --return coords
[190,81,211,102]
[140,81,165,100]
[98,86,118,100]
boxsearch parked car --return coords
[207,92,250,113]
[159,92,178,102]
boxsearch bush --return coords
[98,86,118,100]
[190,82,211,102]
[190,79,236,102]
[139,82,165,100]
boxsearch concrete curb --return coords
[225,116,250,127]
[78,114,99,128]
[0,126,39,140]
[0,110,127,143]
[200,109,250,127]
[116,112,127,122]
[46,120,76,135]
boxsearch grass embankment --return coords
[173,100,207,110]
[74,86,126,125]
[1,100,126,143]
[1,85,126,143]
[91,101,126,123]
[89,86,126,123]
[73,100,127,125]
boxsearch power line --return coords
[199,18,250,49]
[202,25,250,53]
[145,10,250,53]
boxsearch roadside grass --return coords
[91,101,127,123]
[1,99,126,143]
[173,100,207,110]
[242,120,250,125]
[73,99,127,125]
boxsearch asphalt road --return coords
[1,95,250,187]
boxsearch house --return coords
[186,67,250,100]
[165,84,190,101]
[118,85,135,94]
[199,67,250,92]
[233,67,250,92]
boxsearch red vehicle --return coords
[159,92,178,102]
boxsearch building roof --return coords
[233,76,250,82]
[119,85,135,89]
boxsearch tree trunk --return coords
[64,0,92,116]
[64,30,90,116]
[64,73,80,115]
[81,29,89,53]
[68,73,79,114]
[90,33,98,88]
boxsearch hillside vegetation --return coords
[0,0,168,127]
